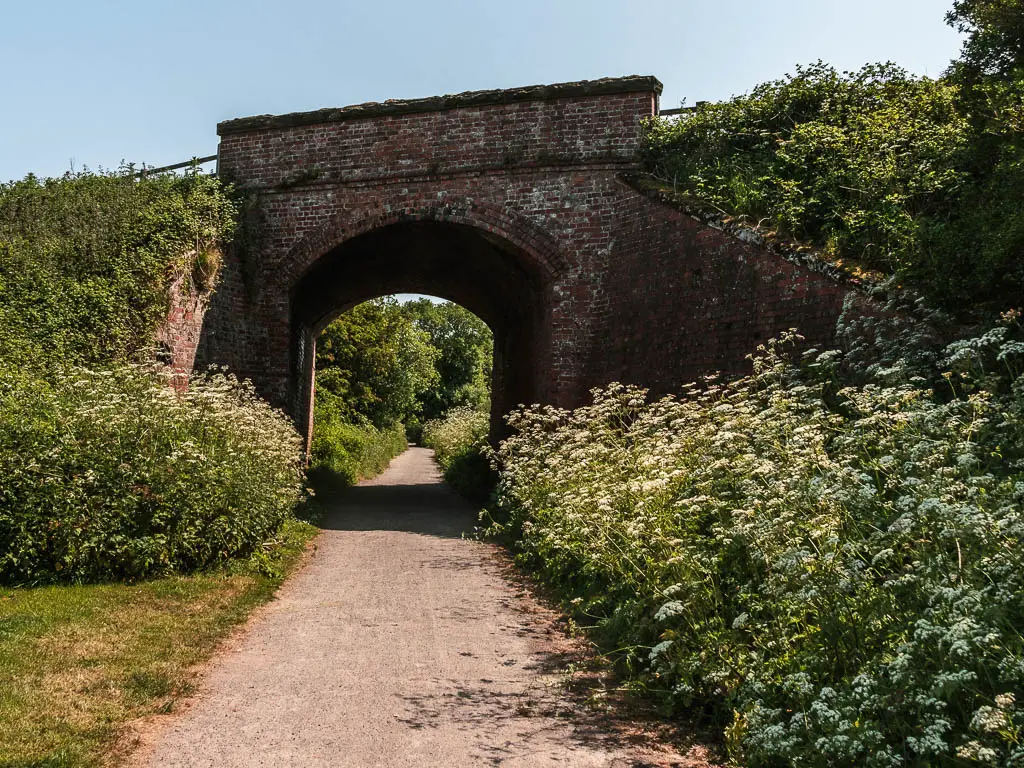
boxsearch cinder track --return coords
[129,448,707,767]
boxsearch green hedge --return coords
[0,169,236,370]
[310,416,407,489]
[0,365,306,585]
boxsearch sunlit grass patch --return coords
[0,517,317,768]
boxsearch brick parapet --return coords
[218,76,662,135]
[217,84,656,190]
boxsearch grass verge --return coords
[0,517,318,768]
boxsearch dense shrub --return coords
[309,412,407,489]
[404,299,493,421]
[0,169,236,369]
[644,61,1023,315]
[423,406,494,501]
[0,169,308,586]
[492,323,1024,767]
[0,365,305,585]
[647,63,966,270]
[422,406,488,467]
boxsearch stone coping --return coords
[218,76,663,136]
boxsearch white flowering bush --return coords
[423,406,488,466]
[422,406,494,500]
[493,324,1024,767]
[0,365,306,584]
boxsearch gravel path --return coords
[129,448,709,767]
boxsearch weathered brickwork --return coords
[181,76,865,441]
[593,178,853,395]
[157,272,210,389]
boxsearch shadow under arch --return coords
[289,218,558,447]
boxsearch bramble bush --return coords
[0,365,306,585]
[422,406,494,501]
[490,318,1024,767]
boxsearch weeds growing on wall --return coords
[0,169,237,370]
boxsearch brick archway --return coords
[285,211,561,446]
[186,75,860,446]
[279,195,570,293]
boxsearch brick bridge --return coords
[167,75,859,441]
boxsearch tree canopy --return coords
[314,297,439,430]
[403,298,493,421]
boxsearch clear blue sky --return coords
[1,0,963,183]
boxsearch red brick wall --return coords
[156,271,210,390]
[591,179,853,395]
[217,80,658,190]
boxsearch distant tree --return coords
[404,299,493,421]
[315,297,438,429]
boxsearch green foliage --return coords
[947,0,1024,81]
[315,297,439,430]
[310,297,493,489]
[309,405,407,489]
[492,319,1024,767]
[0,517,317,767]
[0,365,306,585]
[404,299,493,421]
[644,54,1023,315]
[0,168,309,586]
[939,0,1024,314]
[0,169,236,370]
[422,406,489,468]
[422,406,495,501]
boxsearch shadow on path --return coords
[129,448,716,768]
[318,480,475,538]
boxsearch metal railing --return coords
[137,154,218,177]
[659,102,708,117]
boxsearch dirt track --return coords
[129,448,710,767]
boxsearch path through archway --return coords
[291,220,552,446]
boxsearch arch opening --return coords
[289,220,554,448]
